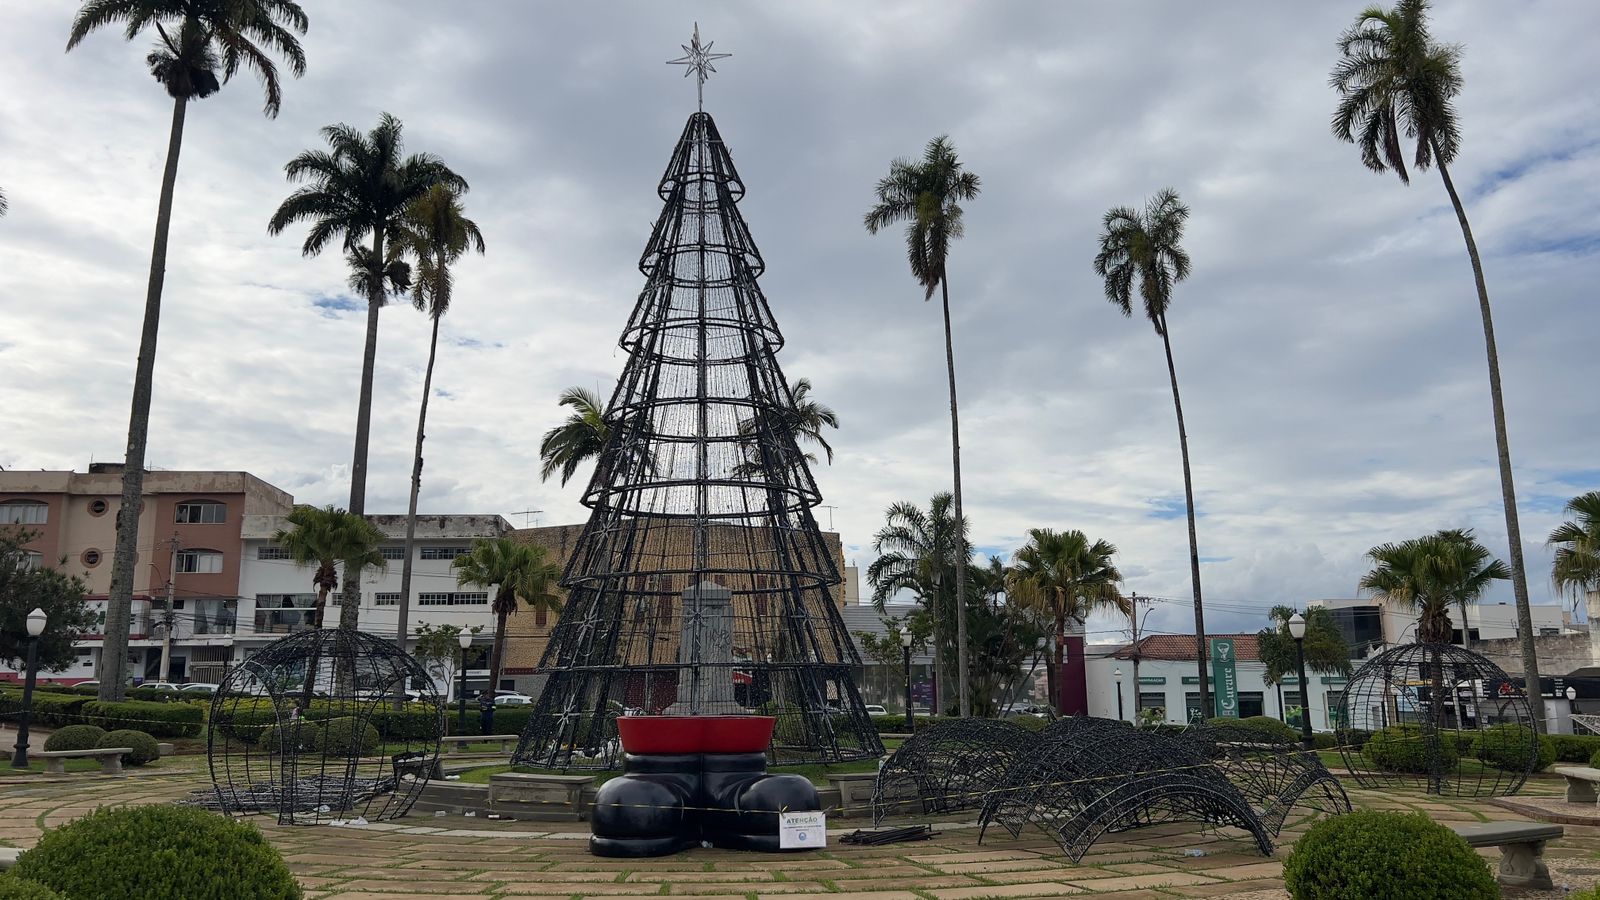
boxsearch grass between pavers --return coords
[4,757,168,776]
[456,757,883,785]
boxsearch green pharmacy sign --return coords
[1210,638,1240,718]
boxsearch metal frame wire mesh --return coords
[871,719,1040,819]
[1335,641,1538,797]
[1179,721,1351,836]
[204,629,444,825]
[515,111,882,770]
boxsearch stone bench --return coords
[1450,821,1563,890]
[444,734,521,754]
[0,847,19,870]
[1552,765,1600,803]
[33,748,132,776]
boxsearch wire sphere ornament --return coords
[1335,641,1538,798]
[204,629,444,825]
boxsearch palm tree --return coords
[1008,529,1128,715]
[539,387,610,487]
[268,114,465,630]
[392,186,485,652]
[866,492,969,715]
[1331,0,1544,729]
[1093,188,1210,713]
[1360,531,1510,645]
[67,0,307,702]
[731,377,841,479]
[1549,491,1600,629]
[865,136,981,717]
[1257,606,1352,725]
[271,505,387,630]
[452,538,562,692]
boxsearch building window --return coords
[420,547,469,561]
[418,592,488,606]
[257,545,291,560]
[380,546,407,560]
[255,593,318,609]
[1238,691,1265,718]
[1,501,48,525]
[536,607,548,627]
[19,550,43,572]
[88,499,109,516]
[1183,692,1204,724]
[81,549,102,568]
[1283,690,1304,711]
[175,500,227,524]
[175,550,224,574]
[1326,690,1346,729]
[374,593,401,606]
[1137,692,1165,713]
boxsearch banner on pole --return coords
[1211,638,1239,718]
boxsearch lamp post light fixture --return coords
[1287,612,1314,750]
[900,630,914,731]
[456,630,474,735]
[11,608,47,769]
[1114,667,1125,722]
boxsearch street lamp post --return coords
[456,631,473,735]
[1114,667,1125,722]
[1288,612,1313,751]
[11,608,48,769]
[901,631,914,732]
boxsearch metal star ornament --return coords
[667,22,731,111]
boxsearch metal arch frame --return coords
[202,629,444,825]
[1334,641,1539,798]
[1178,722,1351,837]
[514,110,881,771]
[871,718,1041,821]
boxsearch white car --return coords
[180,682,220,695]
[864,704,888,715]
[493,693,532,706]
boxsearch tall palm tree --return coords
[452,538,562,692]
[1360,531,1510,645]
[865,136,981,717]
[731,377,841,479]
[1008,529,1128,715]
[866,492,969,715]
[67,0,307,702]
[1331,0,1544,728]
[270,505,388,631]
[268,114,465,630]
[1093,188,1210,712]
[392,186,485,652]
[539,387,611,487]
[1549,491,1600,618]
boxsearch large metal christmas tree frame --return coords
[514,104,883,771]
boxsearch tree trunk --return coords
[939,276,971,718]
[488,595,509,694]
[1053,615,1066,715]
[1157,314,1209,715]
[338,229,387,633]
[396,311,442,651]
[101,95,188,703]
[1432,148,1544,731]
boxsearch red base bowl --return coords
[616,715,776,754]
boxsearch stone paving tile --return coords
[758,893,923,900]
[1165,879,1284,897]
[624,870,774,882]
[940,858,1075,874]
[664,881,829,894]
[974,869,1109,885]
[825,865,944,881]
[927,880,1084,899]
[1200,861,1283,880]
[503,883,658,895]
[1063,871,1222,891]
[910,850,1049,865]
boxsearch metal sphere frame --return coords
[203,629,444,825]
[1335,641,1538,798]
[513,109,881,771]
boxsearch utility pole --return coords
[1128,592,1148,718]
[159,533,178,683]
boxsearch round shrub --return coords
[0,877,68,900]
[1209,715,1300,743]
[10,804,301,900]
[1362,724,1458,774]
[1471,723,1553,772]
[312,717,380,756]
[255,720,314,754]
[1283,810,1496,900]
[42,724,107,753]
[1589,746,1600,770]
[95,730,159,766]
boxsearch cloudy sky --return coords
[2,2,1596,643]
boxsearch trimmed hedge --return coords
[312,717,380,756]
[1208,715,1300,743]
[97,730,160,766]
[217,700,442,743]
[81,700,201,738]
[869,714,955,734]
[1588,747,1600,770]
[1471,723,1553,772]
[1362,725,1458,774]
[0,878,68,900]
[42,725,107,753]
[10,804,302,900]
[256,720,315,754]
[1543,732,1600,763]
[0,691,92,729]
[1283,810,1495,899]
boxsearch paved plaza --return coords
[2,760,1599,898]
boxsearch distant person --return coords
[478,690,495,735]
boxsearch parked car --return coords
[140,682,181,693]
[180,682,220,696]
[864,704,888,715]
[494,694,532,706]
[1002,703,1055,719]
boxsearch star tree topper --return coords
[667,22,731,111]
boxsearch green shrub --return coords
[10,804,301,900]
[311,717,380,756]
[42,724,107,752]
[366,705,444,741]
[1588,746,1600,770]
[1543,732,1600,763]
[256,720,315,754]
[81,700,201,738]
[96,730,160,766]
[1471,723,1552,772]
[1208,715,1300,743]
[1565,887,1600,900]
[0,877,68,900]
[1001,714,1050,732]
[0,691,93,729]
[1362,725,1458,774]
[1311,732,1340,751]
[869,713,955,734]
[1283,810,1495,899]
